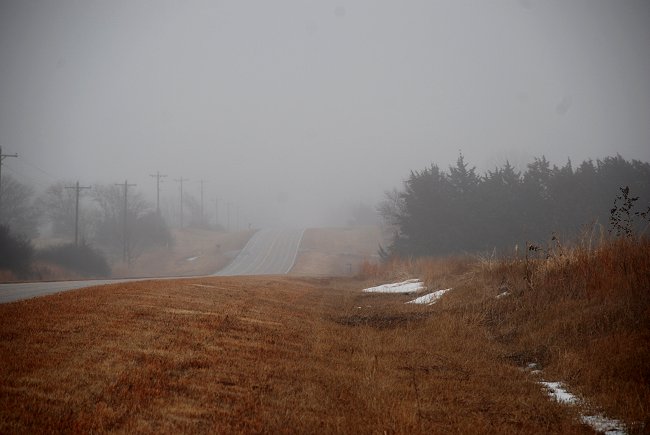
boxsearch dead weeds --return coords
[1,255,630,433]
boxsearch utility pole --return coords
[0,146,19,214]
[199,179,208,222]
[149,171,167,215]
[227,201,232,232]
[214,196,219,228]
[65,181,91,246]
[115,180,136,264]
[175,177,189,228]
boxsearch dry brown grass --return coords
[291,226,382,276]
[363,236,650,432]
[1,270,593,433]
[111,228,255,278]
[481,237,650,432]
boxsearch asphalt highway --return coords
[0,228,305,303]
[214,228,305,276]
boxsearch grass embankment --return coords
[0,237,647,433]
[362,236,650,432]
[291,226,382,276]
[112,229,255,278]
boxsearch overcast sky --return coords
[1,0,649,227]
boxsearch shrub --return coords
[0,224,33,279]
[37,243,111,277]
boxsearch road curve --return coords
[0,228,305,303]
[0,279,145,304]
[214,228,304,276]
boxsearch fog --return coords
[2,0,649,228]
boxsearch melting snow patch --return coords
[540,381,579,405]
[496,291,510,298]
[539,381,627,434]
[186,256,199,262]
[362,279,424,294]
[580,415,626,435]
[523,362,542,375]
[406,288,452,305]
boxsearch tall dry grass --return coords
[362,235,650,431]
[1,235,647,432]
[2,277,589,433]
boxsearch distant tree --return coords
[380,154,650,258]
[377,189,403,234]
[37,181,90,239]
[346,202,378,227]
[0,224,33,279]
[391,164,452,256]
[91,184,152,261]
[128,211,173,259]
[183,193,210,229]
[0,175,39,237]
[36,242,110,277]
[478,160,524,248]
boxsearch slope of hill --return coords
[290,225,382,276]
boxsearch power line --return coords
[15,157,59,181]
[0,146,19,213]
[65,181,91,246]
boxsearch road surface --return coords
[0,279,142,304]
[214,228,304,276]
[0,228,305,303]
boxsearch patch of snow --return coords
[496,291,509,298]
[406,288,452,305]
[540,381,579,405]
[523,362,542,375]
[538,381,627,434]
[186,256,199,262]
[362,279,424,294]
[581,415,626,435]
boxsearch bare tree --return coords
[0,175,39,237]
[91,184,172,263]
[37,181,80,238]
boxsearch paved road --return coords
[0,228,305,303]
[0,279,144,304]
[214,228,304,276]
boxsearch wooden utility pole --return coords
[65,181,91,246]
[227,201,232,232]
[175,177,189,228]
[115,180,136,263]
[199,179,208,221]
[150,171,167,215]
[0,146,18,213]
[214,196,219,228]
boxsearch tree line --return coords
[0,177,176,278]
[379,154,650,257]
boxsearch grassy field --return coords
[1,237,647,433]
[290,226,382,276]
[111,228,255,278]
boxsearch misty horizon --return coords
[2,1,649,228]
